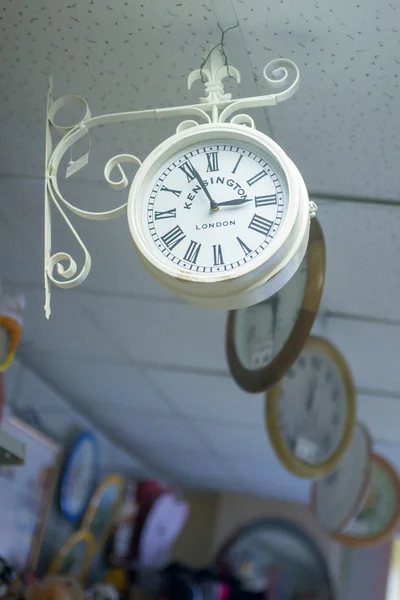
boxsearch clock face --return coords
[312,423,372,533]
[234,258,308,371]
[142,140,288,277]
[341,455,400,540]
[266,336,356,478]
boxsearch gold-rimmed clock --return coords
[265,336,356,479]
[226,218,325,393]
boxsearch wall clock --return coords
[81,474,125,551]
[331,453,400,547]
[265,336,356,479]
[60,432,98,522]
[47,528,95,579]
[128,123,314,310]
[310,422,373,534]
[226,218,325,393]
[216,518,336,598]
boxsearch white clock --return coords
[265,336,356,479]
[127,123,313,309]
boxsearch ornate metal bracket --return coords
[44,48,300,318]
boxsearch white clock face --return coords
[234,258,307,370]
[142,140,288,277]
[313,423,371,532]
[344,458,399,537]
[278,346,349,465]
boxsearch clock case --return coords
[128,123,313,310]
[226,218,325,393]
[265,336,357,479]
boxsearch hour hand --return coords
[217,197,254,207]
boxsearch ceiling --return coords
[1,0,400,502]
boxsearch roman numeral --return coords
[237,236,251,255]
[183,240,201,264]
[232,154,243,174]
[161,225,186,250]
[255,194,276,207]
[155,208,176,220]
[248,214,274,236]
[206,152,219,172]
[213,244,224,266]
[160,185,181,197]
[179,161,196,182]
[247,170,267,186]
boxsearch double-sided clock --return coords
[332,453,400,547]
[226,218,325,393]
[310,423,373,534]
[265,336,356,479]
[127,123,314,310]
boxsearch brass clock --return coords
[265,336,356,479]
[226,218,325,393]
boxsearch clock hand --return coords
[188,162,219,212]
[217,197,254,207]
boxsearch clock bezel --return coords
[265,335,356,479]
[309,422,373,534]
[331,453,400,547]
[226,218,325,392]
[127,123,302,295]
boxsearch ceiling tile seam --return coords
[17,354,173,483]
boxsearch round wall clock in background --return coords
[128,123,314,310]
[310,422,373,534]
[332,453,400,548]
[81,474,125,551]
[265,336,356,479]
[226,218,325,393]
[60,432,98,522]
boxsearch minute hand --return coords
[217,197,254,207]
[189,164,219,211]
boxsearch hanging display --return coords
[47,528,95,579]
[265,336,356,478]
[81,474,125,551]
[0,292,25,372]
[59,432,98,522]
[226,218,325,392]
[44,47,316,317]
[332,453,400,547]
[310,422,373,533]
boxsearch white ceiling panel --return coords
[193,420,271,460]
[78,294,227,370]
[317,202,400,320]
[147,370,264,425]
[325,317,400,394]
[234,0,400,200]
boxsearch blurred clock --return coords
[311,423,373,533]
[265,336,356,478]
[333,453,400,547]
[226,218,325,393]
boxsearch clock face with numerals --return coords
[265,336,356,479]
[141,140,287,276]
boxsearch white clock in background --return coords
[265,336,356,479]
[128,123,313,310]
[226,219,325,393]
[310,422,373,534]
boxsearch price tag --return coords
[294,437,319,462]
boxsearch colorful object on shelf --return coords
[60,432,98,522]
[47,529,95,580]
[81,474,125,551]
[0,292,25,372]
[25,576,85,600]
[86,582,119,600]
[107,480,137,566]
[133,480,189,569]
